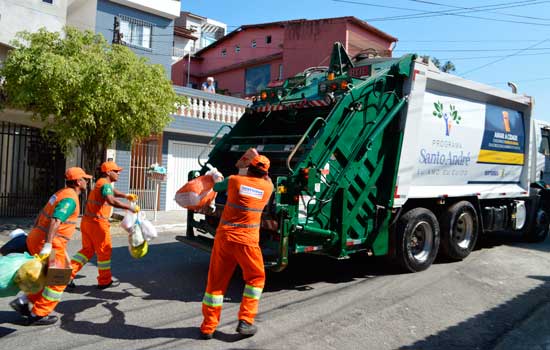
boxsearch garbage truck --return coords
[177,42,550,272]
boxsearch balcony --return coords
[173,85,250,125]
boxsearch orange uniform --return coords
[70,177,114,286]
[26,187,80,317]
[200,174,273,334]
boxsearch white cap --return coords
[207,76,214,81]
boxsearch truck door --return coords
[538,128,550,183]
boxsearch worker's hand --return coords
[39,242,52,259]
[207,168,224,183]
[130,204,140,213]
[126,194,139,202]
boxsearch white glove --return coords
[207,167,224,183]
[39,242,52,259]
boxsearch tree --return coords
[0,27,185,174]
[421,55,456,73]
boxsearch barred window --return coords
[119,15,152,49]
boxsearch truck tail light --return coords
[261,91,268,100]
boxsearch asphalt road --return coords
[1,230,550,349]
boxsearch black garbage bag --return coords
[0,234,28,256]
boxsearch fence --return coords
[129,138,161,211]
[0,121,65,217]
[173,85,250,124]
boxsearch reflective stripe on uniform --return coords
[226,202,264,213]
[71,252,89,265]
[86,199,111,207]
[202,292,224,307]
[97,259,111,271]
[242,285,263,300]
[42,287,63,302]
[220,219,261,229]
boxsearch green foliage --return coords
[421,55,456,73]
[0,27,185,171]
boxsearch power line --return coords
[332,0,550,26]
[405,0,550,21]
[461,38,550,75]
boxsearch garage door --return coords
[166,141,212,211]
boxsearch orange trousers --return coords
[70,219,112,286]
[200,236,265,334]
[26,229,69,317]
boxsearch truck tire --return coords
[440,201,479,260]
[396,208,440,272]
[522,195,549,242]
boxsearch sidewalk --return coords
[0,210,187,244]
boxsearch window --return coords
[266,35,272,44]
[245,64,271,95]
[221,48,226,56]
[42,0,53,3]
[119,16,152,49]
[235,45,240,53]
[251,40,256,48]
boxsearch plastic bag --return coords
[175,174,217,210]
[121,210,138,231]
[1,231,28,256]
[140,216,158,241]
[14,254,46,294]
[0,252,34,297]
[235,148,259,169]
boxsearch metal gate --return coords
[0,122,66,217]
[130,138,161,211]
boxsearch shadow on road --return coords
[400,275,550,350]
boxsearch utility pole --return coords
[113,16,121,44]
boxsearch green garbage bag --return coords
[0,252,34,297]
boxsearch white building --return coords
[172,11,226,64]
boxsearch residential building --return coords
[172,16,398,97]
[0,0,68,63]
[171,12,226,68]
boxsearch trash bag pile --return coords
[0,252,42,297]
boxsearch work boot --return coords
[26,315,58,326]
[9,298,31,317]
[199,331,214,340]
[236,320,257,336]
[97,280,119,290]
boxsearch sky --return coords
[181,0,550,121]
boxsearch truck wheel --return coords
[523,206,549,243]
[396,208,440,272]
[440,201,478,260]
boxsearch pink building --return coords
[172,16,397,97]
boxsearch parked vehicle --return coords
[178,42,550,272]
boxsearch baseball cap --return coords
[250,155,270,173]
[65,167,92,181]
[101,161,123,173]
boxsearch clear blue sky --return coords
[182,0,550,121]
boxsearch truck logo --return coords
[433,101,461,136]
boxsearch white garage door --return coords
[166,141,212,211]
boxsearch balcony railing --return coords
[173,85,250,124]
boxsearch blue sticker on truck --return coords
[478,104,525,165]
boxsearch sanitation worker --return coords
[200,154,273,339]
[69,161,139,289]
[9,167,92,326]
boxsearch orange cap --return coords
[250,155,270,173]
[65,167,92,181]
[101,161,123,173]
